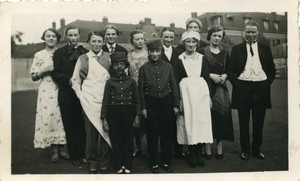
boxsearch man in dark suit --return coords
[227,20,276,161]
[102,24,128,56]
[160,27,183,159]
[51,26,88,166]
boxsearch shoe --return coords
[100,166,109,173]
[71,160,81,166]
[51,153,60,164]
[203,152,213,160]
[161,164,173,172]
[197,156,205,167]
[188,157,197,168]
[133,150,142,157]
[81,158,87,164]
[88,164,97,174]
[240,153,249,161]
[252,152,265,160]
[124,169,131,174]
[215,153,224,160]
[151,165,159,173]
[117,168,124,174]
[58,151,70,160]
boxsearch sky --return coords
[11,12,192,44]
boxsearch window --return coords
[274,22,279,31]
[263,20,269,30]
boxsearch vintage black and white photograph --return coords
[1,0,299,180]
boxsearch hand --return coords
[219,74,228,85]
[142,109,147,119]
[133,116,140,128]
[102,119,109,132]
[174,107,180,116]
[210,73,222,84]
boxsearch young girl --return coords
[101,52,141,174]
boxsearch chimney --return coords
[52,21,56,29]
[191,12,197,18]
[271,12,277,16]
[103,16,108,26]
[60,18,65,28]
[170,23,175,28]
[144,18,151,25]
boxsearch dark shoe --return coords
[215,153,224,160]
[161,164,173,172]
[252,152,265,160]
[188,157,197,168]
[100,166,109,173]
[240,153,249,161]
[116,167,124,174]
[88,164,97,174]
[151,165,159,173]
[133,150,142,157]
[80,158,87,164]
[71,160,81,166]
[203,152,213,160]
[197,156,205,167]
[124,168,131,174]
[51,153,60,164]
[58,151,70,160]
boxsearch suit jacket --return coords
[161,46,182,68]
[51,44,88,104]
[227,41,276,108]
[102,43,128,56]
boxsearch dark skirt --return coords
[211,109,234,142]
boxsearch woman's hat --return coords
[181,31,200,42]
[185,18,203,29]
[110,52,129,67]
[146,39,162,51]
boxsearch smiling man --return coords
[102,24,128,56]
[227,20,276,161]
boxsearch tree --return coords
[11,31,24,56]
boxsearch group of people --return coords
[30,17,276,174]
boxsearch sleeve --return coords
[71,57,83,99]
[101,81,111,119]
[132,80,142,115]
[201,56,212,96]
[266,45,276,85]
[138,66,146,109]
[51,50,72,87]
[226,46,238,86]
[30,53,40,74]
[169,66,180,107]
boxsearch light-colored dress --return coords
[30,49,66,148]
[128,50,148,82]
[177,52,213,145]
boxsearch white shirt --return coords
[163,45,172,61]
[106,43,116,53]
[238,42,267,81]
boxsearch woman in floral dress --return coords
[30,28,68,163]
[127,29,148,157]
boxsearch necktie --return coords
[249,42,254,57]
[110,45,115,53]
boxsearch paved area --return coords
[11,79,288,174]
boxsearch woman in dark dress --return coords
[199,25,234,160]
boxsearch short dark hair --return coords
[129,29,144,45]
[104,24,119,36]
[207,25,225,41]
[65,26,80,36]
[41,28,61,42]
[160,27,176,37]
[87,31,104,43]
[245,20,260,31]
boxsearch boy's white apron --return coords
[79,54,111,148]
[177,53,213,145]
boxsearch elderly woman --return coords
[175,31,213,168]
[30,28,68,163]
[177,18,208,53]
[71,31,111,174]
[199,25,234,160]
[127,29,148,157]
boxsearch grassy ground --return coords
[11,79,288,174]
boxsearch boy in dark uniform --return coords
[138,39,180,173]
[101,52,141,174]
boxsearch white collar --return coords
[163,45,172,51]
[107,43,116,48]
[88,49,103,57]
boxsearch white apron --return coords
[177,53,213,145]
[79,56,112,148]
